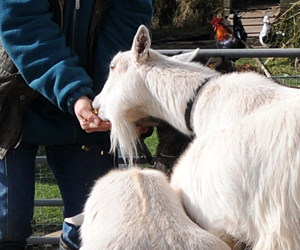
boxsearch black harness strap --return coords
[184,78,210,132]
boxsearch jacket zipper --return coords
[72,0,80,50]
[75,0,80,10]
[58,0,65,30]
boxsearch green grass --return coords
[32,163,63,236]
[144,127,159,155]
[261,58,298,76]
[235,57,300,87]
[32,206,63,236]
[236,58,300,81]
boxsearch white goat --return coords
[93,25,298,163]
[80,167,230,250]
[93,24,300,249]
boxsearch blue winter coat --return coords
[0,0,153,145]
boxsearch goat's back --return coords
[193,72,299,137]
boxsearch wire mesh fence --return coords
[271,75,300,87]
[26,244,58,250]
[33,164,63,236]
[27,158,62,250]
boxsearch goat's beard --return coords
[110,117,138,166]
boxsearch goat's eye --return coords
[110,63,116,70]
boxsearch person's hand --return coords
[74,96,111,133]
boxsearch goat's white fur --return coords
[93,25,300,249]
[80,167,230,250]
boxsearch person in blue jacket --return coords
[0,0,153,249]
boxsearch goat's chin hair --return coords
[110,118,138,166]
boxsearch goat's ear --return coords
[172,48,200,62]
[131,25,151,62]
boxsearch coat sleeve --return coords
[0,0,94,114]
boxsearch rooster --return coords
[211,14,273,77]
[211,12,247,49]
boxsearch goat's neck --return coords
[145,66,217,136]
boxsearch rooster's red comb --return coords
[211,17,224,26]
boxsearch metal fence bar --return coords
[158,48,300,58]
[35,155,149,165]
[27,236,60,246]
[272,75,300,79]
[35,156,49,165]
[34,199,64,207]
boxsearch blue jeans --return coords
[0,140,114,250]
